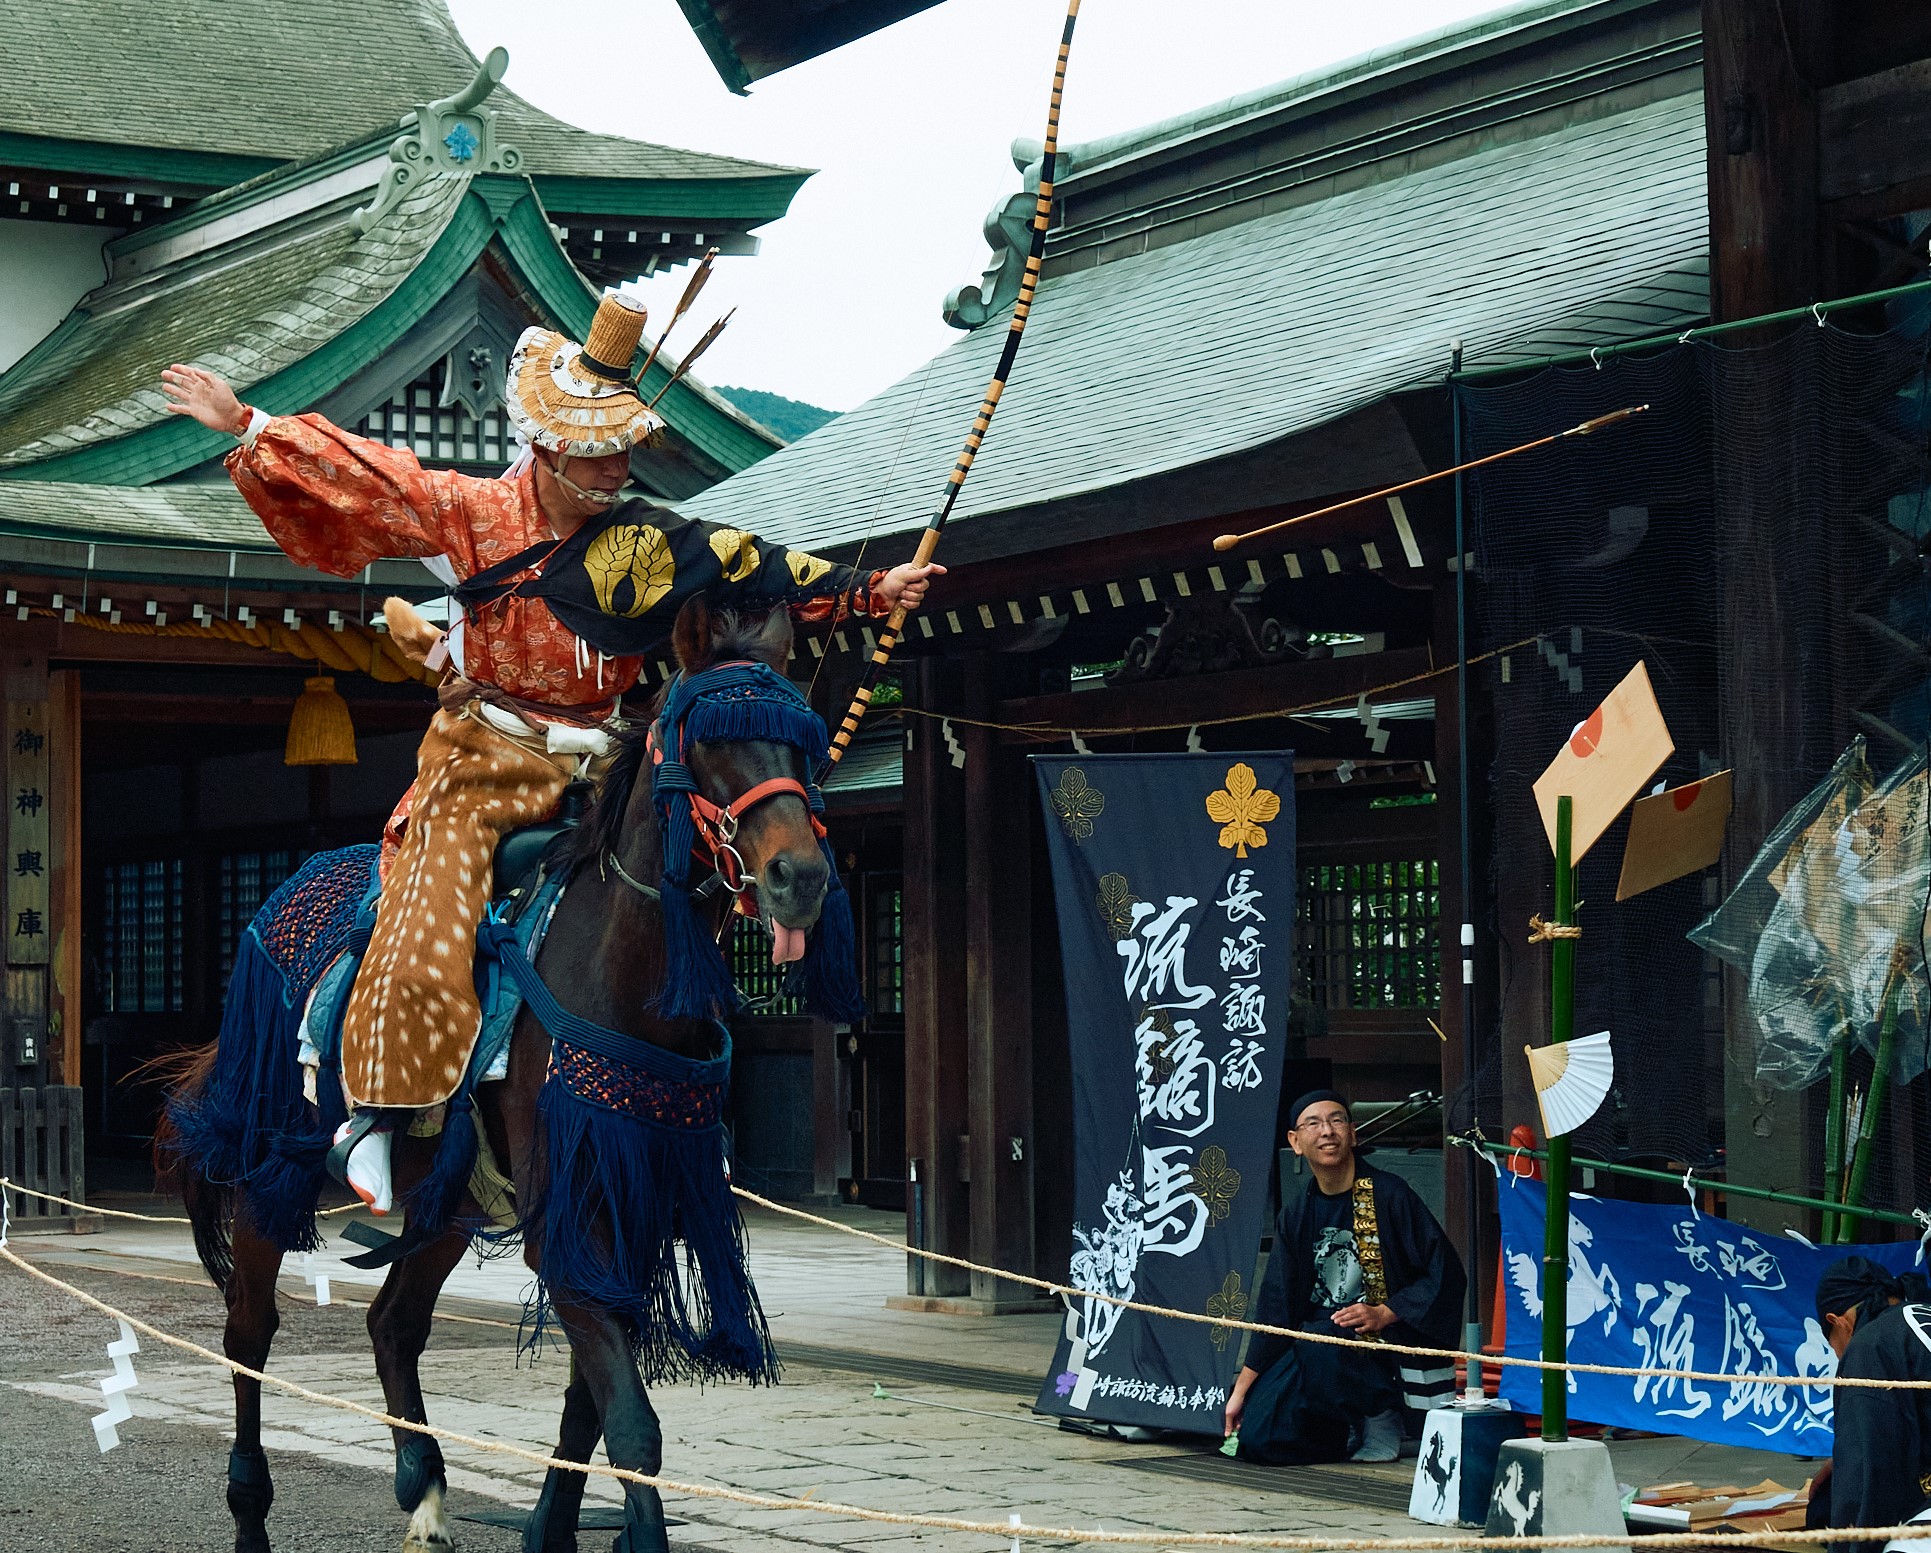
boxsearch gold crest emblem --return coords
[708,528,760,583]
[583,524,675,619]
[1205,762,1281,857]
[785,550,834,588]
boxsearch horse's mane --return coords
[564,609,787,873]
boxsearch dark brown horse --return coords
[160,600,830,1553]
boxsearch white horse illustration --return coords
[1507,1212,1623,1392]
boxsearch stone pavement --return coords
[3,1191,1817,1552]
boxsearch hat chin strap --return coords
[549,452,625,507]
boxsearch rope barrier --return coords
[12,1176,1929,1393]
[0,1179,359,1223]
[729,1188,1931,1392]
[5,1241,1926,1553]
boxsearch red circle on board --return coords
[1569,709,1604,758]
[1672,782,1702,812]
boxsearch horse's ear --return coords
[672,595,712,671]
[753,608,793,668]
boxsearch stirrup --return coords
[325,1108,382,1188]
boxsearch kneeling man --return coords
[1225,1090,1466,1464]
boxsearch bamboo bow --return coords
[817,0,1083,778]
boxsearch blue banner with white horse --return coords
[1497,1177,1922,1449]
[1032,752,1293,1435]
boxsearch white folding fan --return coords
[1525,1030,1614,1138]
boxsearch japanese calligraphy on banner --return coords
[1032,753,1293,1434]
[1498,1178,1920,1450]
[7,700,50,966]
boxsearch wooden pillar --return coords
[810,1016,846,1202]
[4,656,52,1083]
[1703,0,1823,322]
[1704,0,1827,1229]
[963,654,1036,1306]
[47,669,81,1088]
[900,657,971,1295]
[1432,578,1480,1310]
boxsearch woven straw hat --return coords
[505,291,664,457]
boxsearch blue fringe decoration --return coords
[526,1073,778,1386]
[792,842,866,1022]
[166,930,332,1254]
[682,696,827,767]
[655,880,741,1022]
[164,844,380,1255]
[405,1082,479,1232]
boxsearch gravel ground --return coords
[0,1248,524,1553]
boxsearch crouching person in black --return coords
[1224,1090,1465,1464]
[1806,1257,1931,1553]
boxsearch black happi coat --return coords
[1826,1302,1931,1553]
[452,499,874,657]
[1236,1160,1466,1464]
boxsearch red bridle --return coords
[647,716,827,917]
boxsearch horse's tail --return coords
[149,1042,238,1291]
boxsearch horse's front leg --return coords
[522,1364,604,1553]
[551,1295,669,1553]
[366,1219,471,1552]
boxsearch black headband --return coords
[1290,1089,1350,1127]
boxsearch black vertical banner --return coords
[1032,753,1294,1434]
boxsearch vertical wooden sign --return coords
[7,699,51,966]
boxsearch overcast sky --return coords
[448,0,1505,411]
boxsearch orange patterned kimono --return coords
[229,414,883,1107]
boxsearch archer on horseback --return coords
[161,289,940,1214]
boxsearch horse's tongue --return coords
[771,922,807,966]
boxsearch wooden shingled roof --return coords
[0,152,781,491]
[677,91,1711,561]
[3,0,802,189]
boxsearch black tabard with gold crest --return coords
[450,499,868,657]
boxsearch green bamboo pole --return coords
[1822,1026,1849,1243]
[1465,1140,1925,1229]
[1838,954,1909,1243]
[1541,795,1577,1441]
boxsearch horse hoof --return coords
[402,1481,456,1553]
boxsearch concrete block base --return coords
[1483,1437,1629,1553]
[1410,1406,1519,1527]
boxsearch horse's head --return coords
[666,597,829,954]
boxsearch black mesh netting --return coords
[1448,298,1931,1218]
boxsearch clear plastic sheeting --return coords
[1689,737,1873,974]
[1693,741,1931,1089]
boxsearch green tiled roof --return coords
[679,93,1710,552]
[0,164,781,488]
[0,480,275,549]
[4,0,803,188]
[822,714,903,798]
[1066,0,1628,177]
[0,168,475,477]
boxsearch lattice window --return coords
[358,372,511,469]
[100,858,184,1013]
[867,880,904,1018]
[1297,859,1440,1010]
[217,849,300,986]
[726,917,805,1016]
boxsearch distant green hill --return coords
[715,386,838,444]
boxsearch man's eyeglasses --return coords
[1295,1113,1352,1134]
